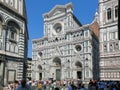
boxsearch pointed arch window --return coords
[7,21,20,42]
[107,8,111,20]
[10,27,17,41]
[115,6,118,18]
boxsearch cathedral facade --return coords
[0,0,28,85]
[32,3,99,82]
[98,0,119,80]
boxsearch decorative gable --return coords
[43,3,73,18]
[52,9,64,16]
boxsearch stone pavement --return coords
[0,85,8,90]
[2,87,8,90]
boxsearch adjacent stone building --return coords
[27,58,32,79]
[0,0,28,85]
[32,3,99,82]
[98,0,119,80]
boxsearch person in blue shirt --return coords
[16,79,31,90]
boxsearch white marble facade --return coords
[32,3,99,82]
[0,0,28,85]
[99,0,120,80]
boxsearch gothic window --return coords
[38,52,42,57]
[86,70,89,77]
[9,0,15,7]
[109,43,113,52]
[53,23,62,34]
[38,65,42,70]
[10,44,14,52]
[68,15,72,26]
[100,73,104,77]
[7,21,20,42]
[103,44,107,52]
[107,8,111,20]
[110,32,116,40]
[6,43,10,51]
[114,42,119,51]
[9,27,17,41]
[115,6,118,18]
[103,33,107,41]
[85,31,88,37]
[15,46,18,53]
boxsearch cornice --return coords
[0,2,27,23]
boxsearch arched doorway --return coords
[53,57,61,81]
[38,65,42,80]
[75,61,82,79]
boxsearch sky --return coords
[26,0,98,58]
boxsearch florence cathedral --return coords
[32,3,99,83]
[32,0,119,83]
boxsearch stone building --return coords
[98,0,120,80]
[0,0,28,85]
[32,3,99,82]
[27,58,32,79]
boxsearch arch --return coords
[75,61,82,79]
[107,8,111,20]
[6,20,20,41]
[7,20,20,31]
[15,46,18,53]
[115,5,118,18]
[53,57,61,65]
[38,65,42,70]
[75,61,82,68]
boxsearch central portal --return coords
[53,57,61,81]
[77,71,82,79]
[56,69,61,80]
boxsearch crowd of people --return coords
[7,79,120,90]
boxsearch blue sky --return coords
[26,0,98,58]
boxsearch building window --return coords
[7,21,20,42]
[85,31,88,37]
[109,43,113,52]
[107,8,111,20]
[103,44,107,52]
[53,23,62,34]
[110,32,116,40]
[115,6,118,18]
[86,70,89,77]
[9,0,15,7]
[10,28,17,41]
[103,33,107,41]
[114,42,119,51]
